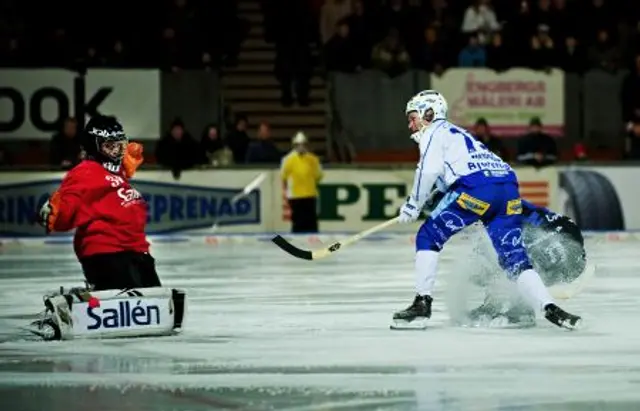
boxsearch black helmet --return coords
[82,115,128,168]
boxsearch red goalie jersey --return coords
[45,144,149,259]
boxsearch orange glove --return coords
[122,142,144,178]
[38,191,61,234]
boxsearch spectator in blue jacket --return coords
[458,33,486,67]
[245,121,282,164]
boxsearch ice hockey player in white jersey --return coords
[392,90,581,330]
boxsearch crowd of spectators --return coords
[320,0,640,76]
[0,0,247,70]
[4,0,640,165]
[46,114,284,175]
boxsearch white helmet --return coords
[405,90,448,121]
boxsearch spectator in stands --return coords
[528,24,556,70]
[200,51,216,71]
[199,0,248,66]
[245,121,282,164]
[461,0,500,44]
[507,1,536,65]
[50,117,81,170]
[226,114,251,164]
[265,0,315,107]
[557,35,586,73]
[486,31,509,71]
[458,32,486,67]
[155,118,199,178]
[281,131,323,233]
[105,40,128,67]
[378,0,411,43]
[320,0,352,45]
[473,118,507,160]
[160,27,183,72]
[584,0,616,42]
[345,0,373,67]
[549,0,574,42]
[625,117,640,159]
[532,0,553,31]
[588,28,620,73]
[80,44,106,67]
[371,27,411,77]
[200,123,233,167]
[325,20,360,72]
[0,37,27,67]
[414,25,448,73]
[41,28,74,67]
[624,19,640,61]
[621,54,640,123]
[516,117,558,167]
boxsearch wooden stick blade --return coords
[271,235,313,260]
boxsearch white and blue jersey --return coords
[411,119,532,279]
[409,119,516,210]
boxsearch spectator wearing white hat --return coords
[280,131,323,233]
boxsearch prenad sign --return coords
[0,69,160,139]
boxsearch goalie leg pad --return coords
[38,287,187,340]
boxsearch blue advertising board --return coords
[0,178,261,236]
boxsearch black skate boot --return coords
[544,303,581,330]
[390,295,432,330]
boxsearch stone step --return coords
[225,63,273,73]
[253,114,325,126]
[224,87,326,101]
[242,37,273,51]
[248,25,264,38]
[269,126,326,141]
[231,101,325,113]
[238,0,260,11]
[238,49,275,62]
[223,74,324,87]
[243,12,264,23]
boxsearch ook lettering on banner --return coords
[0,69,161,139]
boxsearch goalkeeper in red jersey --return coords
[38,114,160,291]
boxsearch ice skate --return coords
[390,295,432,330]
[467,294,502,323]
[468,297,536,328]
[544,303,581,330]
[503,304,536,327]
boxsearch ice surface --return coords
[0,235,639,411]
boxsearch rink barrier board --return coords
[0,165,638,234]
[0,231,638,248]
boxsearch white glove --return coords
[398,198,421,224]
[38,200,52,227]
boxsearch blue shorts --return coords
[416,182,532,279]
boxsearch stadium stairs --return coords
[221,0,328,157]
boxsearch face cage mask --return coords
[409,108,435,142]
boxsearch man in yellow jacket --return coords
[280,131,323,233]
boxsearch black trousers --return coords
[289,197,318,233]
[80,251,162,291]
